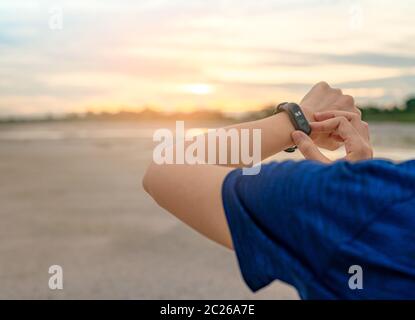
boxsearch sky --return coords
[0,0,415,116]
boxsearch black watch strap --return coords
[275,102,312,153]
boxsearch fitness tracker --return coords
[276,102,312,153]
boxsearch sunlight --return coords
[182,84,215,95]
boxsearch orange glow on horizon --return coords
[1,1,414,116]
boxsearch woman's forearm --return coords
[143,82,361,248]
[178,112,296,168]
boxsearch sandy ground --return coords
[0,121,299,299]
[1,120,414,300]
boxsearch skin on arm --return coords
[143,112,297,249]
[143,82,365,249]
[143,110,303,249]
[177,111,297,168]
[143,163,234,248]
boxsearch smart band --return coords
[276,102,312,153]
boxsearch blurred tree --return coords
[405,98,415,112]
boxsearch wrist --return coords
[268,112,297,149]
[277,102,312,136]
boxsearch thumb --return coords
[291,131,331,163]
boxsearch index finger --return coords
[311,117,368,160]
[314,110,369,141]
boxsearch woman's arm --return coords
[143,112,297,249]
[143,82,359,248]
[168,111,297,169]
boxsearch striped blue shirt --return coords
[222,160,415,299]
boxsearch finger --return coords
[344,122,373,162]
[312,117,370,161]
[361,121,371,141]
[311,116,361,146]
[311,117,346,133]
[311,117,360,140]
[314,111,369,141]
[292,131,331,163]
[346,141,373,162]
[314,110,360,122]
[310,131,343,151]
[330,133,344,142]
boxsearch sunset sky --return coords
[1,0,415,116]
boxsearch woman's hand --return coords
[291,111,373,163]
[300,82,361,151]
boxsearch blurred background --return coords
[0,0,414,299]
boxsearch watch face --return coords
[289,103,311,134]
[297,117,307,126]
[277,102,312,135]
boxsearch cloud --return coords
[338,74,415,90]
[214,74,415,104]
[1,0,415,114]
[263,50,415,68]
[321,53,415,68]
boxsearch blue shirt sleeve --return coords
[221,159,415,298]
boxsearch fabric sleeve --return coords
[221,159,413,292]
